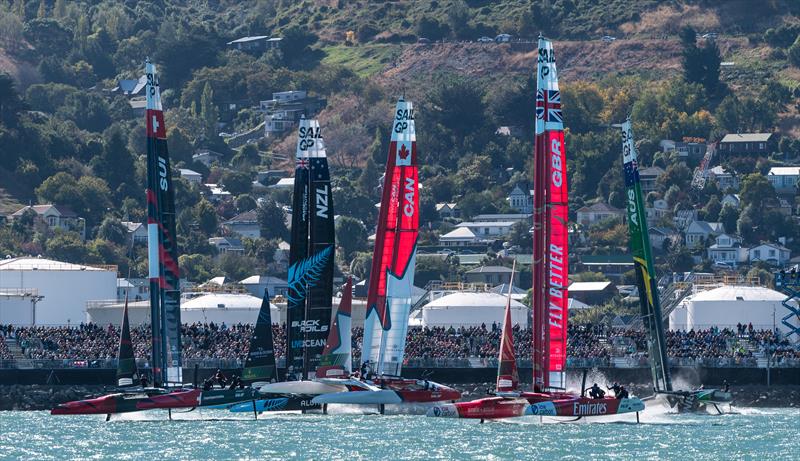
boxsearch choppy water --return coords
[0,405,796,460]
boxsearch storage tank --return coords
[685,285,798,336]
[422,292,529,328]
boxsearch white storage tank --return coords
[421,292,529,328]
[0,257,116,325]
[684,285,799,336]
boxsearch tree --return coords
[507,221,532,250]
[336,216,367,259]
[23,18,72,57]
[56,92,111,132]
[789,36,800,68]
[46,231,89,263]
[194,200,218,235]
[199,81,218,139]
[703,196,722,222]
[280,26,319,66]
[0,73,27,126]
[681,27,721,95]
[357,157,379,198]
[235,194,257,212]
[446,1,470,38]
[256,199,289,241]
[220,171,252,196]
[97,216,128,246]
[93,124,135,195]
[217,252,254,281]
[179,253,216,282]
[417,17,449,41]
[739,174,776,210]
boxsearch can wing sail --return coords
[286,119,335,379]
[145,60,182,387]
[116,295,136,387]
[361,98,419,376]
[242,289,278,383]
[497,263,519,393]
[620,119,672,393]
[532,37,568,390]
[317,278,353,378]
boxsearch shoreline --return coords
[1,384,797,411]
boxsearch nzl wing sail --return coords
[531,37,568,391]
[361,98,419,376]
[242,289,278,383]
[116,294,136,387]
[317,278,353,378]
[145,60,182,387]
[620,119,672,393]
[497,262,519,393]
[286,118,335,380]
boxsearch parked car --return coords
[477,36,493,43]
[495,34,512,43]
[701,33,718,39]
[601,35,617,43]
[417,37,431,44]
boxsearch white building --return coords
[669,286,799,337]
[0,289,41,325]
[121,221,148,245]
[239,275,288,298]
[439,227,478,246]
[179,168,202,184]
[767,166,800,194]
[0,257,116,325]
[708,165,739,191]
[685,220,724,248]
[576,202,624,226]
[506,185,533,213]
[707,234,747,266]
[455,221,516,238]
[645,199,670,226]
[222,210,260,239]
[421,292,529,328]
[749,243,791,266]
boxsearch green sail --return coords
[620,119,672,393]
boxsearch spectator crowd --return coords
[1,321,797,366]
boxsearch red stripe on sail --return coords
[317,278,352,378]
[496,293,518,393]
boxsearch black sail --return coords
[242,289,278,383]
[145,60,182,387]
[286,118,335,380]
[116,296,136,387]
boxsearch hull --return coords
[312,378,460,405]
[525,396,644,417]
[228,395,320,413]
[51,389,167,415]
[427,397,529,419]
[136,387,262,410]
[258,380,346,395]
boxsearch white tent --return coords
[421,292,529,328]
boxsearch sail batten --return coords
[532,38,568,390]
[145,61,182,387]
[620,120,672,392]
[286,119,335,380]
[362,99,419,376]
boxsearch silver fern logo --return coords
[287,245,333,305]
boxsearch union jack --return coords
[536,89,562,123]
[296,158,309,169]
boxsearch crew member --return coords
[286,365,298,381]
[608,382,622,397]
[589,383,605,399]
[214,369,228,387]
[617,386,629,400]
[139,374,148,388]
[723,380,730,393]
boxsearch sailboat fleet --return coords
[52,36,730,421]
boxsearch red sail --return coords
[317,278,353,378]
[496,264,519,393]
[532,37,567,390]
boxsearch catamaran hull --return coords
[525,397,645,417]
[426,397,529,419]
[312,378,460,405]
[228,396,321,413]
[136,388,263,410]
[312,389,402,405]
[258,380,346,395]
[51,388,169,415]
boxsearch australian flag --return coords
[536,89,562,123]
[623,158,639,187]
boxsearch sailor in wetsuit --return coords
[723,380,730,393]
[589,383,606,399]
[214,369,228,387]
[286,365,298,381]
[608,382,622,397]
[616,386,629,400]
[139,373,148,388]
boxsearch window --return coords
[759,143,765,150]
[753,250,760,258]
[769,249,775,257]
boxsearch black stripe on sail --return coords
[242,289,277,382]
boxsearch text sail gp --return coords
[286,118,335,380]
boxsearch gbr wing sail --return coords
[145,60,182,387]
[532,37,568,391]
[361,99,419,376]
[496,263,519,393]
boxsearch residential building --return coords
[648,227,679,250]
[660,138,707,157]
[193,149,223,167]
[455,221,516,238]
[269,177,295,189]
[117,277,149,302]
[179,168,202,184]
[645,199,670,226]
[222,210,260,239]
[121,221,148,244]
[260,91,326,136]
[767,166,800,194]
[576,202,624,226]
[721,194,740,209]
[204,184,231,202]
[472,213,531,223]
[113,75,146,97]
[226,35,282,52]
[239,275,288,298]
[568,281,618,305]
[685,221,724,248]
[256,170,284,185]
[708,165,739,191]
[439,227,479,246]
[10,205,84,239]
[638,166,664,194]
[435,203,460,219]
[749,243,791,266]
[707,234,747,266]
[464,266,518,285]
[506,185,533,213]
[718,133,775,155]
[576,255,634,283]
[208,236,244,255]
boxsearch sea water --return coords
[0,406,796,460]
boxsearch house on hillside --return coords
[222,210,260,239]
[707,234,747,267]
[113,75,146,97]
[204,184,231,202]
[226,36,282,53]
[749,243,791,266]
[767,166,800,194]
[193,149,224,167]
[10,205,84,240]
[439,227,479,246]
[638,166,664,194]
[719,133,775,155]
[455,221,516,238]
[260,91,326,136]
[708,165,739,191]
[239,275,288,297]
[576,203,624,226]
[645,199,670,226]
[721,194,741,209]
[648,227,680,250]
[179,168,202,184]
[208,236,244,255]
[568,281,618,305]
[506,185,533,213]
[464,266,518,285]
[435,203,460,219]
[472,213,531,223]
[685,220,724,248]
[660,138,707,158]
[121,221,148,245]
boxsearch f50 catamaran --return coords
[618,119,731,414]
[312,99,460,412]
